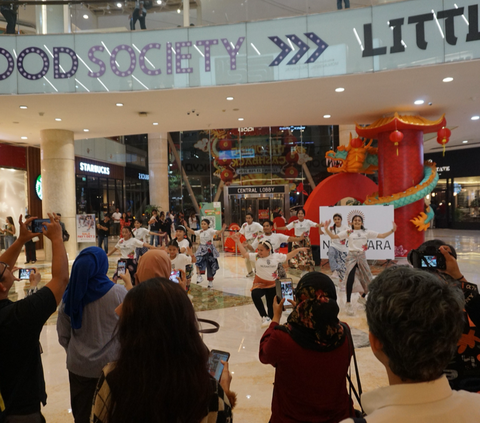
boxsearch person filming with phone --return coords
[0,214,69,422]
[259,272,354,423]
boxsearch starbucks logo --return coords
[35,175,42,200]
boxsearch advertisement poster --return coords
[319,206,395,260]
[76,214,96,243]
[201,202,222,230]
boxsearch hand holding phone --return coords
[169,270,181,284]
[275,278,294,309]
[18,268,35,280]
[117,260,127,276]
[207,349,230,382]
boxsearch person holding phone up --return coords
[232,232,308,328]
[260,272,354,423]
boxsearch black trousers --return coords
[1,8,16,34]
[251,287,276,318]
[69,371,99,423]
[130,9,146,30]
[25,241,36,262]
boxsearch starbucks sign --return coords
[35,175,42,200]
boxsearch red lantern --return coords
[220,168,234,184]
[436,127,451,156]
[284,166,298,180]
[351,137,363,148]
[285,151,299,164]
[218,139,232,151]
[216,158,232,167]
[389,130,404,156]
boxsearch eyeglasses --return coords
[0,262,9,281]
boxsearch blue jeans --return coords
[4,235,14,250]
[98,234,108,253]
[337,0,350,9]
[150,231,159,247]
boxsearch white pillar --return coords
[148,132,170,213]
[183,0,190,26]
[35,4,70,34]
[40,129,77,261]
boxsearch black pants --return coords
[98,233,108,253]
[251,287,276,318]
[1,8,16,34]
[130,9,146,30]
[5,412,45,423]
[69,371,99,423]
[346,264,358,303]
[25,240,36,262]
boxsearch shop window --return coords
[453,177,480,223]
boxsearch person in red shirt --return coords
[259,272,354,423]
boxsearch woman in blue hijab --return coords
[57,247,128,423]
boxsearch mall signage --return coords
[79,161,110,175]
[138,173,149,180]
[227,185,286,195]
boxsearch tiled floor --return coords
[7,229,480,422]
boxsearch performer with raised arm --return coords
[239,212,263,277]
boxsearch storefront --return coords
[125,166,150,221]
[75,157,124,219]
[426,149,480,230]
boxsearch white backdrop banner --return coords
[319,205,395,260]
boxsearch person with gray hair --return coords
[341,266,480,423]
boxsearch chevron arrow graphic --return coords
[286,34,310,65]
[268,36,292,67]
[304,32,329,63]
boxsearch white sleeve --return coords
[367,230,379,239]
[248,253,257,262]
[251,239,259,250]
[194,230,201,236]
[276,253,287,263]
[279,234,289,243]
[286,221,295,230]
[337,230,349,240]
[307,220,317,229]
[239,224,246,235]
[133,239,144,248]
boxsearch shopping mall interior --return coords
[1,0,480,421]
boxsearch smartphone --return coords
[169,270,181,283]
[275,278,294,308]
[207,349,230,381]
[18,268,35,280]
[421,255,438,268]
[117,260,127,276]
[32,219,50,233]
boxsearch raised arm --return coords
[186,247,197,264]
[377,222,397,239]
[107,248,119,257]
[287,235,305,243]
[286,247,309,261]
[186,226,196,235]
[232,233,250,259]
[323,220,339,239]
[215,223,227,237]
[274,221,288,231]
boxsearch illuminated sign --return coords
[79,162,110,175]
[35,175,42,200]
[139,173,149,180]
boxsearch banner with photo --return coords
[76,214,96,243]
[319,205,395,260]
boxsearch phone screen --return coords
[421,255,437,268]
[18,268,35,280]
[117,260,126,275]
[32,219,49,233]
[207,350,230,381]
[169,270,180,283]
[281,281,294,303]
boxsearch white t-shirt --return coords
[337,229,378,252]
[133,227,149,243]
[176,238,189,253]
[239,222,263,240]
[171,253,192,272]
[328,224,349,253]
[248,253,287,281]
[189,217,198,229]
[114,237,144,258]
[194,228,216,245]
[251,233,289,253]
[111,212,121,222]
[286,219,317,237]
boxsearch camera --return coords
[408,245,446,270]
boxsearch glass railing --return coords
[3,0,409,35]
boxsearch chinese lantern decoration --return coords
[285,150,299,164]
[285,166,298,180]
[216,158,232,167]
[220,168,234,185]
[350,137,363,148]
[389,130,404,156]
[218,139,232,151]
[436,127,451,156]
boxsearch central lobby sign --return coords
[0,0,478,95]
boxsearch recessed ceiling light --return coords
[323,114,331,118]
[83,129,89,132]
[238,117,244,121]
[116,103,123,107]
[414,100,424,105]
[335,87,345,92]
[116,2,122,7]
[55,118,62,121]
[471,116,480,120]
[153,122,159,125]
[463,140,469,143]
[226,96,234,101]
[21,136,27,140]
[156,0,162,3]
[177,8,181,13]
[443,77,454,82]
[19,105,27,109]
[83,14,88,19]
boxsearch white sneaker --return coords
[197,275,203,284]
[331,270,339,279]
[357,295,367,306]
[345,303,355,316]
[207,280,213,288]
[246,271,255,278]
[261,316,272,328]
[340,282,346,292]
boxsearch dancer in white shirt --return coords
[324,213,349,285]
[239,213,263,277]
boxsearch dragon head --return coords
[325,148,347,169]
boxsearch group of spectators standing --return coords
[0,213,479,423]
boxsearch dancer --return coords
[167,240,196,292]
[323,215,396,316]
[172,225,194,289]
[132,220,158,261]
[186,220,226,288]
[239,212,263,277]
[325,213,348,285]
[275,208,322,273]
[247,220,304,278]
[232,232,308,328]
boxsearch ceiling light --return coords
[55,118,62,121]
[238,117,244,121]
[19,105,27,109]
[21,136,27,140]
[177,8,181,13]
[156,0,162,4]
[443,77,453,82]
[472,116,480,120]
[414,100,424,105]
[153,122,159,125]
[116,2,122,7]
[463,140,468,143]
[83,14,88,19]
[335,87,345,92]
[323,114,331,118]
[83,129,89,132]
[116,103,123,107]
[226,96,234,101]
